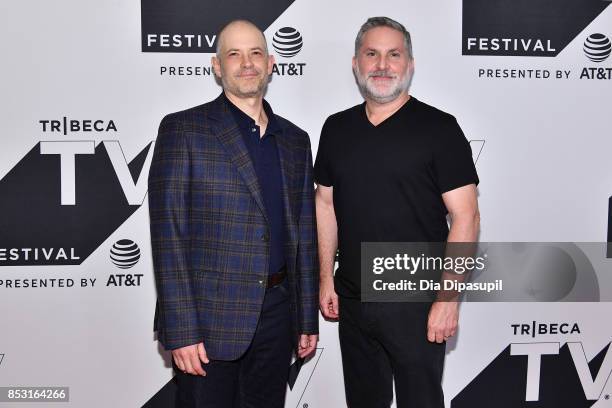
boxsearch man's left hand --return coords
[427,301,459,343]
[298,334,318,358]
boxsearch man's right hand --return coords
[172,342,210,376]
[319,277,339,319]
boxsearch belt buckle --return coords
[267,269,287,288]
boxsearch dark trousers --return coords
[338,297,446,408]
[174,282,293,408]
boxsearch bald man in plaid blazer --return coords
[148,20,318,408]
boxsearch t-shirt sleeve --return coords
[432,116,480,194]
[313,118,334,187]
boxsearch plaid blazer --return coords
[148,94,318,360]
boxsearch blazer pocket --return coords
[194,270,220,301]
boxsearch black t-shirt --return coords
[314,97,479,298]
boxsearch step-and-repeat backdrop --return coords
[1,0,612,407]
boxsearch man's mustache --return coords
[236,68,262,77]
[368,70,397,78]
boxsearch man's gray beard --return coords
[222,73,269,99]
[354,66,412,104]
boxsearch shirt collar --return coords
[223,92,281,136]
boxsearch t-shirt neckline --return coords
[361,96,416,129]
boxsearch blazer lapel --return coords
[209,95,268,222]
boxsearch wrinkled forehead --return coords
[217,22,267,53]
[359,26,406,52]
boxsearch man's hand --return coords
[298,334,319,358]
[427,302,459,343]
[172,342,210,376]
[319,277,339,319]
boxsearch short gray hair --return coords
[354,16,413,59]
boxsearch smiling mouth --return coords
[369,76,396,84]
[237,71,259,78]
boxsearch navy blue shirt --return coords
[224,94,286,276]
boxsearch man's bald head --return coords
[215,19,269,56]
[211,19,275,100]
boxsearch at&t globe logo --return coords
[583,33,611,62]
[270,26,306,76]
[110,239,140,269]
[272,27,303,58]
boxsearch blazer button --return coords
[261,232,270,242]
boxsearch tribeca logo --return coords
[0,138,153,266]
[584,33,612,62]
[452,340,612,407]
[39,118,117,135]
[462,0,611,57]
[511,342,611,402]
[39,141,152,206]
[511,321,581,338]
[110,239,141,269]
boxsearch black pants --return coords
[338,297,446,408]
[174,282,293,408]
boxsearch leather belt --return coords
[267,269,287,288]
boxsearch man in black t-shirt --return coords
[314,17,480,408]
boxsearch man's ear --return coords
[212,55,221,77]
[267,54,275,75]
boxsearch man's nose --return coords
[242,54,254,68]
[375,55,388,71]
